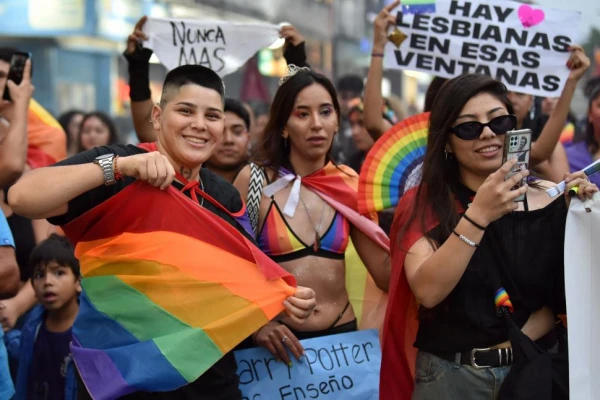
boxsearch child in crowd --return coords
[14,234,80,400]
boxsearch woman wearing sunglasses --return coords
[379,73,598,400]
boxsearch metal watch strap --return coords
[96,156,116,186]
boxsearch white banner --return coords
[565,192,600,400]
[383,0,581,97]
[143,18,280,77]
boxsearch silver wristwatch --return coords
[94,154,116,186]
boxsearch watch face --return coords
[95,154,114,161]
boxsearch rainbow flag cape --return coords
[380,186,466,399]
[27,99,66,168]
[62,179,296,399]
[267,163,389,331]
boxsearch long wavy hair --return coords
[255,70,341,173]
[397,74,514,246]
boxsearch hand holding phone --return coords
[0,57,34,124]
[501,129,532,202]
[3,52,32,102]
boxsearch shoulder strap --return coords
[247,163,266,237]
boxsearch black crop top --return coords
[415,184,567,353]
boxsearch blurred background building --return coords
[0,0,596,138]
[0,0,433,134]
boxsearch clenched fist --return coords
[117,151,176,190]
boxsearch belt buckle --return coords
[470,347,491,369]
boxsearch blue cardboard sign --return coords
[234,330,381,400]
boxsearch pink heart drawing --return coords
[518,5,545,28]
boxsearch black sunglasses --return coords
[450,114,517,140]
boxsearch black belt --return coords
[432,347,514,369]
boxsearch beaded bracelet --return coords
[371,53,384,58]
[452,230,478,247]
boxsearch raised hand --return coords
[126,16,149,55]
[373,0,400,53]
[280,25,305,47]
[0,59,34,123]
[566,45,590,83]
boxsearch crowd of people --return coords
[0,1,599,399]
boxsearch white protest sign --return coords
[565,192,600,400]
[143,18,280,77]
[383,0,581,97]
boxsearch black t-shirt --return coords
[49,144,246,400]
[414,184,567,354]
[28,323,72,400]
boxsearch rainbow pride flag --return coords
[27,99,66,168]
[268,163,389,331]
[62,180,296,399]
[559,122,575,145]
[401,0,436,14]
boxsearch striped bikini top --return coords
[257,199,350,263]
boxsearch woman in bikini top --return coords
[235,67,390,365]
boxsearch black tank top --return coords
[414,183,567,353]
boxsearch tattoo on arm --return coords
[180,167,194,180]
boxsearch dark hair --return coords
[336,75,364,95]
[584,77,600,154]
[29,234,80,279]
[256,70,341,172]
[0,47,19,64]
[77,111,119,153]
[224,98,251,130]
[58,110,84,150]
[398,74,513,245]
[253,103,270,118]
[160,64,224,106]
[424,77,448,112]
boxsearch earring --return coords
[444,149,452,162]
[282,136,289,149]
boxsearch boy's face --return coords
[207,111,249,171]
[32,262,81,311]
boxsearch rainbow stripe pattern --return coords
[559,122,575,145]
[257,205,349,257]
[269,163,390,330]
[402,0,436,14]
[27,99,66,168]
[63,180,296,399]
[494,288,514,313]
[358,112,430,215]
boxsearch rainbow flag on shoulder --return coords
[62,179,296,399]
[27,99,66,168]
